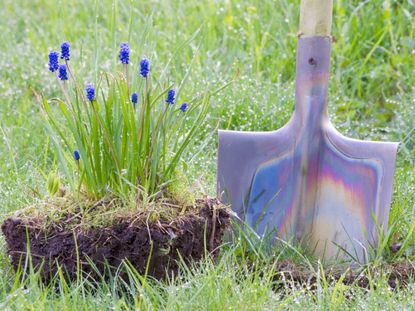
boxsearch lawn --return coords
[1,0,415,309]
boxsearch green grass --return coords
[1,0,415,309]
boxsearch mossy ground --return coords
[7,189,199,232]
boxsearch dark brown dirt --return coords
[1,198,230,282]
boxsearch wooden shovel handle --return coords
[299,0,333,37]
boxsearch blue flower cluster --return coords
[180,103,188,112]
[58,64,68,80]
[86,84,95,102]
[61,42,70,61]
[140,58,150,78]
[119,42,130,64]
[48,51,59,72]
[48,41,70,80]
[73,150,80,161]
[166,89,175,104]
[131,92,138,106]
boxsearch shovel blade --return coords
[217,37,398,261]
[218,127,398,261]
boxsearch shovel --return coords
[217,0,399,261]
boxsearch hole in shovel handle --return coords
[308,57,317,66]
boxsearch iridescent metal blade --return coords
[217,37,398,261]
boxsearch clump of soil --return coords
[1,198,230,282]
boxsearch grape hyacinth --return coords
[131,92,138,106]
[60,42,70,61]
[140,58,150,78]
[48,51,59,72]
[58,64,68,80]
[119,42,130,64]
[73,150,80,161]
[180,103,188,112]
[165,89,175,104]
[86,84,95,102]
